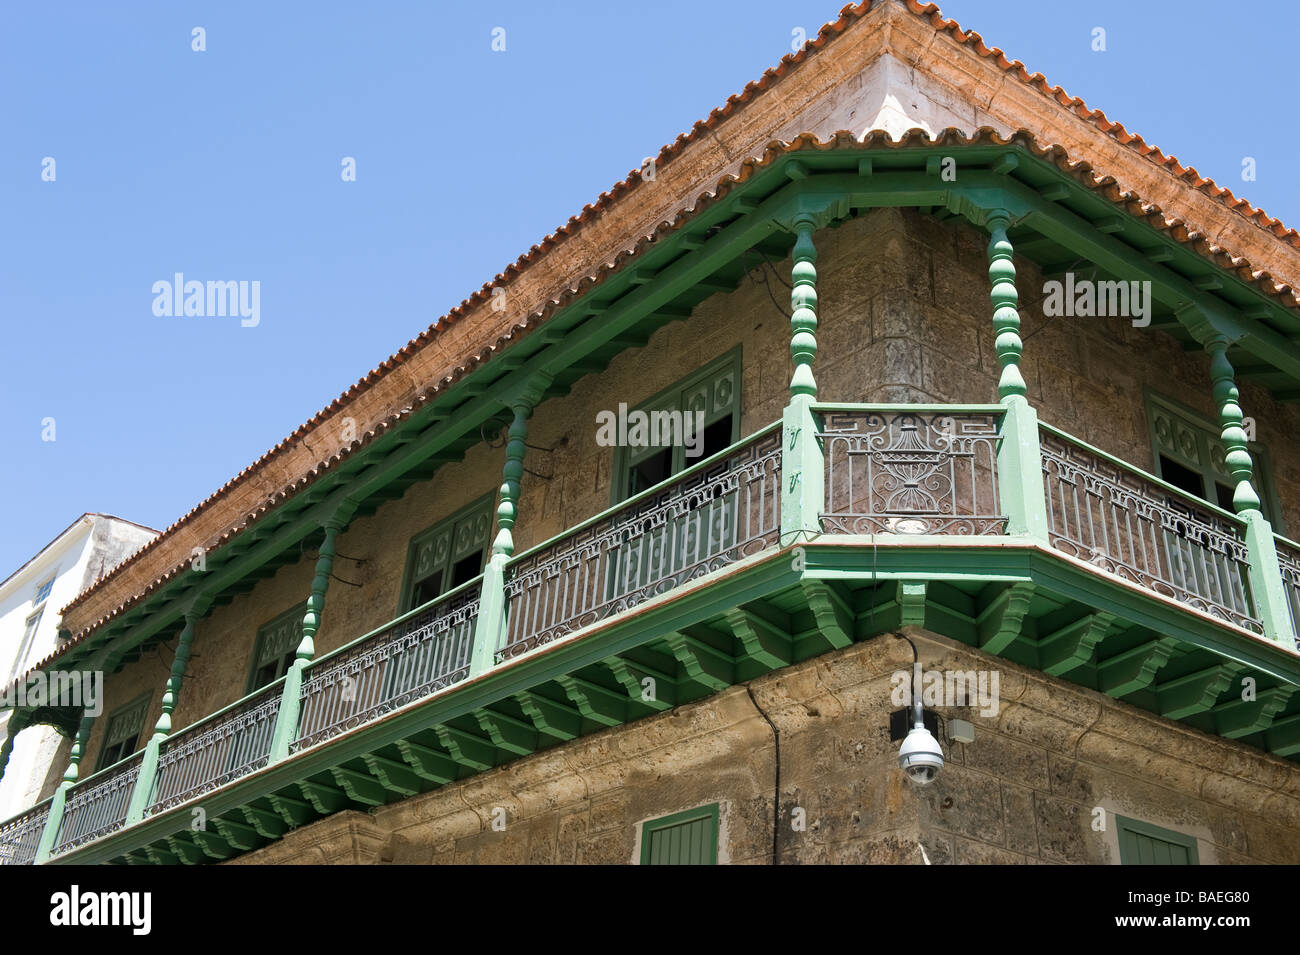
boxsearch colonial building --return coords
[0,514,157,853]
[5,0,1300,865]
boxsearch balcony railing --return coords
[0,799,49,865]
[52,754,141,855]
[1039,425,1260,633]
[146,683,282,817]
[500,425,782,662]
[294,583,479,753]
[13,403,1299,863]
[818,408,1004,535]
[1275,536,1300,649]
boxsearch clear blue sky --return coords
[2,1,1297,576]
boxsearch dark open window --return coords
[399,494,495,614]
[95,694,150,771]
[247,604,305,692]
[1147,393,1280,525]
[613,349,741,503]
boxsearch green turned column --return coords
[125,606,204,824]
[0,710,29,784]
[780,211,825,545]
[470,380,548,677]
[34,711,94,863]
[1204,335,1295,644]
[269,512,350,763]
[986,209,1050,544]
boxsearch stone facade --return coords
[229,630,1300,865]
[78,206,1300,786]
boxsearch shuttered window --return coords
[613,349,741,503]
[1116,816,1198,865]
[247,604,304,692]
[640,804,719,865]
[1146,392,1280,526]
[399,494,494,614]
[96,694,151,771]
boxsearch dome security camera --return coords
[898,721,944,785]
[893,632,944,785]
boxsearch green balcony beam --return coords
[269,506,355,765]
[125,602,208,825]
[471,376,552,679]
[780,211,825,545]
[0,711,27,785]
[34,712,94,864]
[1183,315,1297,647]
[985,209,1050,544]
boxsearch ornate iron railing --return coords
[293,585,479,752]
[146,686,282,816]
[1275,536,1300,649]
[819,409,1005,535]
[0,800,50,865]
[1040,426,1259,632]
[501,426,783,662]
[51,755,142,855]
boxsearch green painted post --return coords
[1203,335,1296,645]
[780,211,825,546]
[269,514,347,764]
[470,388,540,677]
[125,608,202,824]
[986,209,1050,544]
[0,711,27,785]
[34,713,94,863]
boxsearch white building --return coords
[0,514,158,823]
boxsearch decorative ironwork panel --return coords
[52,755,142,854]
[147,688,282,816]
[293,588,478,752]
[1275,537,1300,650]
[0,802,49,865]
[1040,428,1259,632]
[502,429,782,661]
[819,411,1005,535]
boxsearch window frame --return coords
[610,348,742,505]
[245,603,307,694]
[1115,814,1199,865]
[639,802,720,865]
[1144,390,1282,529]
[396,492,496,616]
[95,692,152,773]
[8,608,44,684]
[33,573,55,606]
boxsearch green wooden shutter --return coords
[1116,816,1198,865]
[640,804,718,865]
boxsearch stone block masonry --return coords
[230,630,1300,865]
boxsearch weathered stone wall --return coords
[80,208,1300,779]
[229,630,1300,865]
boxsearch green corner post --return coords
[0,710,29,785]
[34,711,95,863]
[780,210,825,547]
[269,507,352,764]
[470,378,549,678]
[1203,333,1296,645]
[125,602,206,824]
[986,208,1050,544]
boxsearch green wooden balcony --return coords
[5,402,1300,865]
